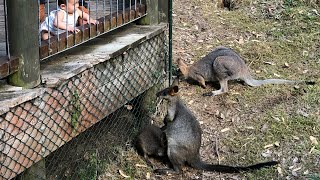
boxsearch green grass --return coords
[195,0,320,178]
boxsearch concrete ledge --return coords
[0,89,45,116]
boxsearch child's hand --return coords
[89,19,98,25]
[67,25,80,33]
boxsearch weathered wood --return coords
[159,0,169,23]
[0,57,8,78]
[0,56,19,79]
[138,2,152,24]
[6,0,40,88]
[48,37,59,55]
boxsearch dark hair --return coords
[58,0,67,6]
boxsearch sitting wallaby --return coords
[155,85,278,174]
[135,124,167,167]
[178,46,310,96]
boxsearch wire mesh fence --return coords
[1,29,169,179]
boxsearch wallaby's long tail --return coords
[243,74,298,87]
[191,160,279,173]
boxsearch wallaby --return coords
[135,124,167,167]
[155,85,278,174]
[178,46,311,96]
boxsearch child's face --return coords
[61,0,79,14]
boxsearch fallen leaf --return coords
[310,136,318,145]
[238,36,244,44]
[264,144,274,149]
[292,170,298,177]
[125,105,133,110]
[293,136,300,140]
[292,167,301,172]
[273,73,281,77]
[221,128,230,132]
[146,172,151,179]
[297,109,309,117]
[292,157,299,163]
[194,25,199,31]
[220,113,225,119]
[272,116,281,121]
[135,164,148,168]
[264,61,275,65]
[188,100,194,105]
[261,124,268,132]
[261,149,272,157]
[277,167,283,176]
[119,170,130,178]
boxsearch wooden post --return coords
[138,0,159,25]
[158,0,169,23]
[7,0,40,88]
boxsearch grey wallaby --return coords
[178,46,313,96]
[135,124,167,167]
[155,84,278,174]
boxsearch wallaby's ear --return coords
[169,86,179,96]
[171,77,179,86]
[177,58,189,77]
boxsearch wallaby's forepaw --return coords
[154,168,177,175]
[203,92,213,96]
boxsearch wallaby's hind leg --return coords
[203,79,228,96]
[203,56,241,96]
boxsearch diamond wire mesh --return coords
[0,31,168,179]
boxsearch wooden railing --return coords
[39,4,146,59]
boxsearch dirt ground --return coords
[100,0,320,179]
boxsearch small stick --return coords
[215,136,222,180]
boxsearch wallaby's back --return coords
[164,99,202,161]
[187,46,248,82]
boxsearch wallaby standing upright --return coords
[155,85,278,174]
[135,124,167,167]
[178,46,304,96]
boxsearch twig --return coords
[215,136,220,164]
[215,135,222,180]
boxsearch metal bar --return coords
[168,0,172,85]
[4,0,9,57]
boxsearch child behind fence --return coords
[40,0,97,40]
